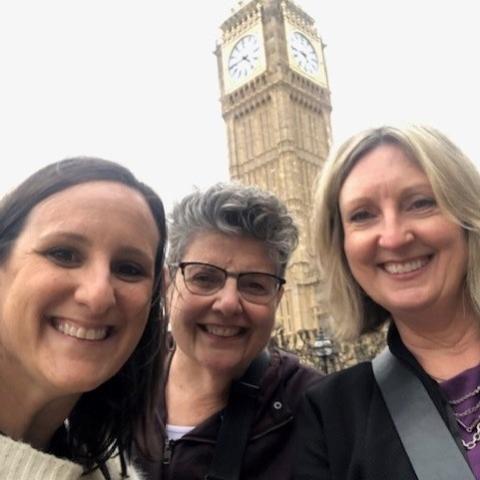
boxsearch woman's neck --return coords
[0,370,78,450]
[166,350,232,426]
[395,302,480,381]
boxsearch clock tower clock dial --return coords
[220,22,266,94]
[289,31,319,75]
[228,34,261,81]
[285,21,328,87]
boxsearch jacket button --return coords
[273,401,282,410]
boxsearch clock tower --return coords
[215,0,332,337]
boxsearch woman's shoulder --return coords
[304,361,375,404]
[0,434,83,479]
[0,433,144,480]
[259,348,324,411]
[271,347,323,386]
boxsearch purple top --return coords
[439,363,480,479]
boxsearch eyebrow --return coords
[39,231,88,244]
[340,182,433,208]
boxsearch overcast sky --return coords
[1,0,478,213]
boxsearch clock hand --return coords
[292,46,308,58]
[229,56,247,69]
[230,54,256,71]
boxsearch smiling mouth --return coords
[200,324,245,338]
[52,319,109,341]
[382,256,431,275]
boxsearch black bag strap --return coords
[205,349,271,480]
[372,347,475,480]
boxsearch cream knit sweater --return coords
[0,435,143,480]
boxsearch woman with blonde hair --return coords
[294,125,480,479]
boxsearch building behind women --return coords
[294,125,480,479]
[137,183,322,480]
[0,157,167,479]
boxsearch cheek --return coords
[166,281,188,314]
[343,235,362,273]
[344,231,375,269]
[120,285,154,326]
[250,304,276,333]
[426,219,468,267]
[169,281,207,317]
[450,233,469,274]
[168,291,196,334]
[0,315,18,348]
[343,238,376,295]
[168,305,185,335]
[0,282,41,333]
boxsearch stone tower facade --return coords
[215,0,332,336]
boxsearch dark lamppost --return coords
[312,330,336,374]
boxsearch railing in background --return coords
[271,324,387,375]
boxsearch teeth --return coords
[383,257,429,275]
[204,325,241,337]
[53,319,108,341]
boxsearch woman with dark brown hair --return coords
[0,157,167,479]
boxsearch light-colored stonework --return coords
[216,0,385,370]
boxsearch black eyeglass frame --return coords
[172,261,286,304]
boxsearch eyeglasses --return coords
[173,261,285,305]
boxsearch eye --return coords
[183,264,225,291]
[190,271,222,288]
[349,210,375,223]
[243,281,268,295]
[113,262,147,282]
[44,247,81,267]
[409,196,437,211]
[239,274,274,296]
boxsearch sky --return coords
[0,0,479,213]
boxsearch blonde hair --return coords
[313,125,480,340]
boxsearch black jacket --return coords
[293,324,464,480]
[137,348,322,480]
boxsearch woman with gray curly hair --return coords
[137,182,322,480]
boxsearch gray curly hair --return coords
[168,182,299,276]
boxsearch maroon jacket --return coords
[136,348,322,480]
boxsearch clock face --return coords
[290,31,319,75]
[228,34,261,81]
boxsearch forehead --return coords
[339,144,430,203]
[182,230,275,272]
[21,181,160,249]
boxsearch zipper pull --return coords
[162,438,175,465]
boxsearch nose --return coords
[74,263,116,315]
[211,277,243,316]
[377,214,414,250]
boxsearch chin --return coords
[202,357,245,377]
[387,299,437,318]
[377,291,435,314]
[51,370,117,396]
